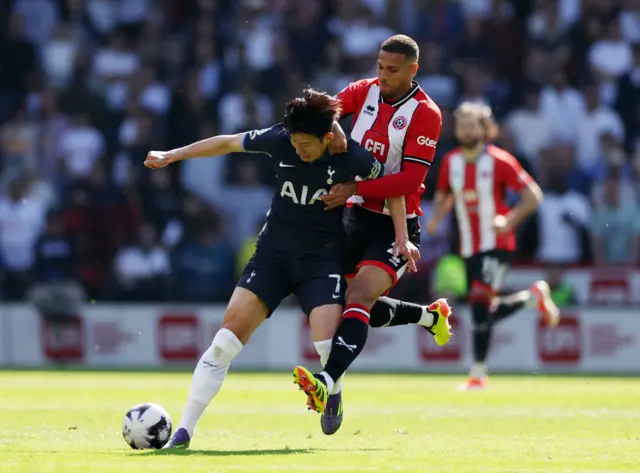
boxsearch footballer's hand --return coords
[321,182,357,210]
[327,122,348,155]
[492,215,512,233]
[394,238,420,272]
[426,219,439,235]
[144,151,174,169]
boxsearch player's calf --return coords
[314,266,390,394]
[166,288,268,448]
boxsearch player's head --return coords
[283,88,341,162]
[377,35,419,99]
[453,102,499,149]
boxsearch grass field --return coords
[0,371,638,473]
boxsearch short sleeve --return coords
[346,142,384,180]
[495,149,533,192]
[402,103,442,167]
[336,80,370,117]
[241,124,286,157]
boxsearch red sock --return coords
[342,303,370,324]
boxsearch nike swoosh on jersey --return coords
[279,162,295,167]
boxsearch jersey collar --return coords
[379,80,421,108]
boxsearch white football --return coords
[122,402,172,449]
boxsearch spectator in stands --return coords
[0,0,639,304]
[33,210,77,283]
[112,222,170,301]
[57,113,105,181]
[591,177,640,264]
[537,142,591,264]
[171,216,235,302]
[505,85,556,166]
[29,210,85,320]
[0,174,45,300]
[614,42,640,152]
[575,82,625,171]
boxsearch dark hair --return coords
[283,88,342,138]
[380,34,419,63]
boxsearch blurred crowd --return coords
[0,0,639,304]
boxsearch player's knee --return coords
[345,281,377,308]
[468,281,493,307]
[309,305,342,340]
[209,328,244,365]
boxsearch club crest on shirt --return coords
[392,116,407,130]
[327,166,335,185]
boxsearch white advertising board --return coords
[2,304,639,374]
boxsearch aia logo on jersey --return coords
[392,116,407,130]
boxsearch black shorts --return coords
[343,206,421,285]
[237,248,346,317]
[464,249,512,294]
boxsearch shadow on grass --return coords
[130,447,387,457]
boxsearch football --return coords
[122,402,172,449]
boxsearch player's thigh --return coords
[234,252,292,342]
[346,264,395,307]
[308,304,343,342]
[296,260,346,316]
[353,217,421,294]
[343,231,368,279]
[353,237,410,297]
[222,287,270,344]
[476,250,511,291]
[465,250,511,302]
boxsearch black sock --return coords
[368,297,424,328]
[321,304,369,383]
[471,302,493,363]
[492,291,530,322]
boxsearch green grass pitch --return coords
[0,371,638,472]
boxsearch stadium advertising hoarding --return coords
[2,303,639,374]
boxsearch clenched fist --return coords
[144,151,174,169]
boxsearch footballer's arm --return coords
[426,190,454,235]
[501,181,543,231]
[145,133,246,168]
[387,196,420,272]
[355,105,442,199]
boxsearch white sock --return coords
[314,339,343,395]
[418,306,434,327]
[500,290,534,308]
[469,362,487,379]
[318,370,335,395]
[177,328,243,438]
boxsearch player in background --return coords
[387,102,560,390]
[293,35,452,415]
[143,89,430,448]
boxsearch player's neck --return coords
[382,82,414,103]
[461,143,485,162]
